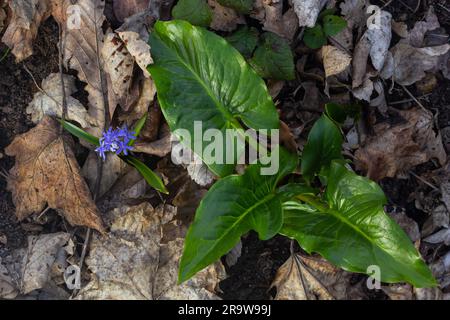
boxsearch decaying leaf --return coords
[116,10,156,77]
[77,203,225,300]
[0,3,6,33]
[406,6,440,48]
[101,32,135,107]
[322,45,352,78]
[26,73,93,128]
[112,0,150,22]
[1,0,52,62]
[208,0,244,32]
[383,43,450,86]
[11,233,70,294]
[292,0,327,27]
[355,108,447,181]
[340,0,369,30]
[171,138,216,187]
[0,258,18,299]
[5,116,104,232]
[271,254,351,300]
[133,124,172,157]
[250,0,298,40]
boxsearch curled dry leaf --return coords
[355,108,447,181]
[10,233,70,294]
[366,10,392,71]
[116,11,156,77]
[208,0,244,32]
[26,73,93,128]
[133,124,172,157]
[322,45,352,78]
[5,116,104,232]
[1,0,52,62]
[112,0,151,22]
[271,254,351,300]
[77,203,225,300]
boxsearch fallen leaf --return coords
[384,43,450,86]
[322,45,352,78]
[112,0,150,22]
[340,0,369,30]
[292,0,327,27]
[101,32,135,108]
[208,0,244,32]
[422,205,449,237]
[424,228,450,245]
[5,116,104,232]
[271,254,351,300]
[0,258,18,299]
[14,233,70,294]
[77,203,225,300]
[133,124,172,157]
[1,0,52,62]
[26,73,93,128]
[366,10,392,71]
[0,3,6,33]
[388,210,420,242]
[406,6,440,48]
[355,108,447,181]
[116,10,156,77]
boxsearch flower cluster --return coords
[95,126,136,160]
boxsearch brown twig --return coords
[409,170,440,191]
[58,23,68,134]
[401,85,428,112]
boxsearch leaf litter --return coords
[0,0,450,300]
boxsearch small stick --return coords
[409,170,440,191]
[58,23,68,134]
[401,85,428,112]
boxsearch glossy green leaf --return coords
[281,161,437,288]
[216,0,253,13]
[121,155,168,194]
[226,26,259,58]
[148,20,279,177]
[301,115,343,182]
[179,147,298,282]
[59,119,99,146]
[129,112,148,146]
[323,15,347,37]
[249,32,295,80]
[303,25,327,49]
[172,0,212,27]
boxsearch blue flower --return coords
[95,125,136,160]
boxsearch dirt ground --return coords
[0,1,449,300]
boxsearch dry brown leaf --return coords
[340,0,369,31]
[322,45,352,78]
[271,254,352,300]
[250,0,298,40]
[133,124,172,157]
[77,202,225,300]
[116,10,156,77]
[208,0,244,32]
[0,258,18,299]
[26,73,93,128]
[1,0,52,62]
[407,6,440,48]
[5,116,104,232]
[383,43,450,86]
[102,32,135,108]
[355,108,447,181]
[0,3,6,33]
[112,0,150,22]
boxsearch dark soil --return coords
[0,19,59,256]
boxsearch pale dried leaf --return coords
[407,6,440,48]
[102,32,135,107]
[208,0,244,32]
[355,108,447,181]
[384,43,450,85]
[0,258,18,299]
[5,116,104,232]
[1,0,52,62]
[322,45,352,78]
[116,11,155,77]
[272,254,352,300]
[77,203,224,300]
[26,73,92,128]
[292,0,327,27]
[340,0,369,30]
[366,10,392,71]
[424,228,450,245]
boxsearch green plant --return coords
[60,113,168,194]
[304,11,347,49]
[147,20,436,288]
